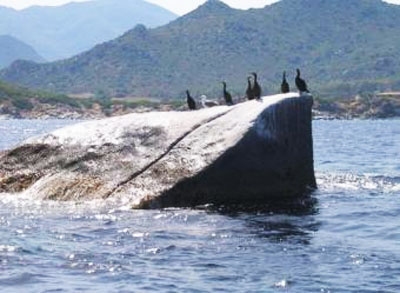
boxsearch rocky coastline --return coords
[313,93,400,120]
[0,99,178,120]
[1,94,399,120]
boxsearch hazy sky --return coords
[0,0,399,15]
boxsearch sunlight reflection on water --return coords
[0,119,399,292]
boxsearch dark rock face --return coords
[137,95,316,208]
[0,94,316,208]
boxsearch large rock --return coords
[0,93,316,208]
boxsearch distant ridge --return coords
[0,35,44,69]
[1,0,400,98]
[0,0,178,61]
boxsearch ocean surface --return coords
[0,119,399,292]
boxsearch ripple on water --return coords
[0,272,47,286]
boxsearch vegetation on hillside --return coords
[1,0,400,102]
[0,35,44,69]
[0,79,79,109]
[0,79,187,118]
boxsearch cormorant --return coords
[186,90,196,110]
[281,71,290,93]
[251,72,262,100]
[295,68,309,94]
[222,81,234,106]
[200,95,219,108]
[246,76,255,100]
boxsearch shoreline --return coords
[1,95,400,120]
[2,110,400,121]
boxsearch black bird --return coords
[222,81,233,106]
[251,72,262,100]
[245,76,255,100]
[281,71,290,93]
[295,68,309,94]
[186,90,196,110]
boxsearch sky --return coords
[0,0,399,15]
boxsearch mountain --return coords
[2,0,400,99]
[0,0,177,61]
[0,35,45,69]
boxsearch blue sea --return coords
[0,119,399,292]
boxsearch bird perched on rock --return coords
[186,90,196,110]
[251,72,262,100]
[281,71,290,93]
[295,68,309,94]
[222,81,234,106]
[245,76,255,100]
[200,95,219,108]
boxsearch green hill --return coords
[1,0,400,99]
[0,35,44,69]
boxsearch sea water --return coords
[0,119,399,292]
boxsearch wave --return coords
[0,192,132,216]
[316,172,400,194]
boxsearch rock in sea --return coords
[0,93,316,209]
